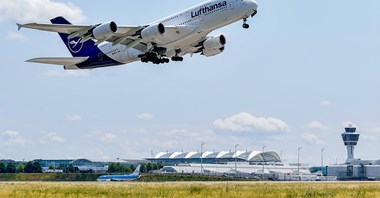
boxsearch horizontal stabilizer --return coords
[26,57,89,66]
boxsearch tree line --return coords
[107,163,165,173]
[0,161,165,174]
[0,161,42,173]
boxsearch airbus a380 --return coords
[18,0,258,70]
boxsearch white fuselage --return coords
[99,0,258,64]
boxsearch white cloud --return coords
[2,131,28,146]
[43,70,90,78]
[213,112,289,133]
[360,127,380,142]
[41,132,65,144]
[7,31,27,41]
[370,127,380,133]
[302,133,324,145]
[0,0,85,23]
[361,135,377,141]
[136,113,154,121]
[168,129,199,138]
[66,115,81,121]
[320,100,330,107]
[100,132,118,143]
[307,121,327,130]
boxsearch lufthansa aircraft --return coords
[97,165,141,182]
[18,0,258,70]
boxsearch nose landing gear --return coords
[243,10,257,29]
[242,18,250,29]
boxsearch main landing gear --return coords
[171,49,184,62]
[140,49,183,65]
[171,56,183,62]
[140,52,169,65]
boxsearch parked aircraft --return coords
[97,165,141,182]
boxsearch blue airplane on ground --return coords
[97,165,141,182]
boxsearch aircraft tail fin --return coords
[50,16,95,57]
[132,165,141,176]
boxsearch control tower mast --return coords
[341,124,360,163]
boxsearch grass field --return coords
[1,182,380,198]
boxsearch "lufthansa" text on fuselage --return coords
[191,1,228,18]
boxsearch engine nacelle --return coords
[203,35,226,51]
[202,47,224,57]
[141,23,165,41]
[63,65,80,70]
[93,21,118,40]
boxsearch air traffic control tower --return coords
[342,125,360,163]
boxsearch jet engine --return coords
[92,21,118,40]
[203,35,226,51]
[63,65,80,70]
[141,23,165,41]
[202,35,226,57]
[202,47,225,57]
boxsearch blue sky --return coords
[0,0,379,165]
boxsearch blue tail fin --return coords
[50,17,95,57]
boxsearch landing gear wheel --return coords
[171,56,184,62]
[243,18,250,29]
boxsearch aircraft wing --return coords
[17,23,94,34]
[26,57,89,66]
[17,22,144,46]
[17,20,197,52]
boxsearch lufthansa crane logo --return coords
[68,37,83,53]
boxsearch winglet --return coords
[16,23,23,31]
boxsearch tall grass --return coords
[0,182,380,198]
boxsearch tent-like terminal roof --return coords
[146,151,282,165]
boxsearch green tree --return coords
[146,163,152,172]
[32,162,42,173]
[108,163,117,173]
[130,165,136,173]
[6,163,16,173]
[24,162,33,173]
[141,164,148,173]
[0,162,5,173]
[125,166,132,173]
[16,163,24,173]
[68,164,75,173]
[48,164,55,170]
[152,163,158,171]
[116,162,123,173]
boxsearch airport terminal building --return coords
[326,126,380,180]
[146,150,283,166]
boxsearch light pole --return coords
[235,144,239,172]
[298,147,302,181]
[201,141,205,173]
[321,148,326,174]
[262,145,267,174]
